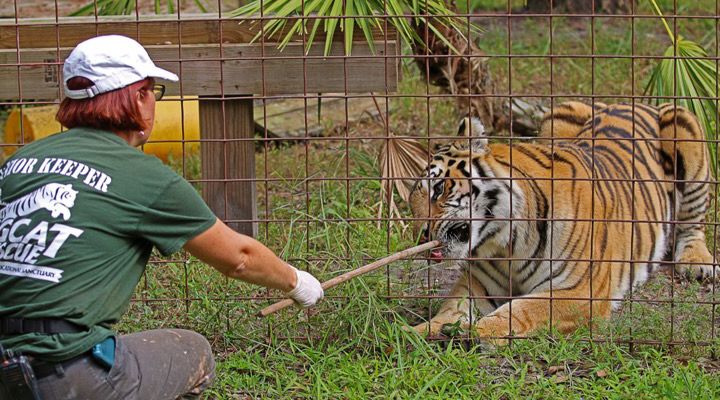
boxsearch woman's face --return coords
[135,80,157,144]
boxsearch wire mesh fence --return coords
[1,0,718,354]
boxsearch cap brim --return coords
[148,66,179,82]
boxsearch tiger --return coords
[407,101,716,343]
[0,183,78,222]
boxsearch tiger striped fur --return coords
[408,102,716,342]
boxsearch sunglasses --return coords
[150,84,165,101]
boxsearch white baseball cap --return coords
[63,35,178,99]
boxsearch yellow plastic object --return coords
[143,96,200,162]
[3,105,61,158]
[3,97,200,162]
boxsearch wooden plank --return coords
[0,14,393,49]
[200,97,257,236]
[0,41,398,100]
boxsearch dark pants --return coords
[35,329,215,400]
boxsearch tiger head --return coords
[409,117,520,262]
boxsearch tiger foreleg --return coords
[470,288,611,346]
[411,270,495,337]
[672,186,717,280]
[658,104,717,280]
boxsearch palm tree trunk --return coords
[411,18,554,136]
[411,20,509,134]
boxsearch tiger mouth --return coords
[429,248,444,263]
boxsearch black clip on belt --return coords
[31,354,88,379]
[0,318,84,335]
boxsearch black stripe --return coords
[682,182,706,198]
[542,112,589,128]
[683,189,707,206]
[659,113,698,135]
[527,222,587,291]
[472,261,507,292]
[487,257,510,281]
[517,146,552,169]
[675,152,686,193]
[473,225,501,252]
[603,107,658,138]
[680,203,707,218]
[484,188,500,217]
[517,180,549,276]
[472,158,487,178]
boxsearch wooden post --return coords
[200,96,257,236]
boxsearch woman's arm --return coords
[183,219,323,306]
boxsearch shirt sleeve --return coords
[136,175,217,256]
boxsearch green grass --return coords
[120,249,720,399]
[116,3,720,398]
[207,329,720,399]
[121,140,719,398]
[472,0,718,103]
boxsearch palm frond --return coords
[644,1,719,175]
[378,136,428,220]
[230,0,481,56]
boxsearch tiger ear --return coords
[457,116,488,152]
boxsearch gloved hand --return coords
[286,265,324,307]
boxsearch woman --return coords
[0,35,323,399]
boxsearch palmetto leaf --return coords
[378,136,428,219]
[644,0,719,175]
[230,0,480,56]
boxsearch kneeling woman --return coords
[0,35,323,399]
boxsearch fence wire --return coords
[1,0,718,352]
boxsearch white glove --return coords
[286,266,324,308]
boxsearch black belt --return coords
[0,317,92,380]
[0,318,84,335]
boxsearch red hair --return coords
[56,77,153,132]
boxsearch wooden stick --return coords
[258,240,441,317]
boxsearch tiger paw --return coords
[676,247,718,281]
[407,320,453,337]
[677,262,719,281]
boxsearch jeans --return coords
[34,329,215,400]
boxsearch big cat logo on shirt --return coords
[0,183,85,283]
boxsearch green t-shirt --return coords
[0,127,216,361]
